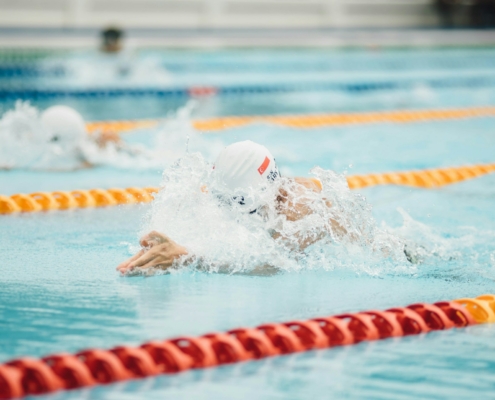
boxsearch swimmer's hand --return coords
[116,231,188,275]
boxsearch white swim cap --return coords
[40,105,86,146]
[213,140,280,209]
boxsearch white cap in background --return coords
[40,105,87,147]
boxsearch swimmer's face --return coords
[102,40,122,53]
[215,191,261,214]
[101,29,123,53]
[216,180,281,217]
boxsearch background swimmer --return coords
[0,102,146,170]
[117,141,367,275]
[40,105,123,169]
[101,27,124,54]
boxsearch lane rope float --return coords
[0,188,158,214]
[1,163,494,215]
[86,106,495,134]
[346,163,495,190]
[0,294,492,399]
[3,75,495,99]
[86,119,159,134]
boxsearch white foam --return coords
[136,152,414,276]
[0,100,221,171]
[44,50,173,88]
[0,101,50,169]
[385,208,495,279]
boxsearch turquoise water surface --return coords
[1,47,495,399]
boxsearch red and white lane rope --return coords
[1,295,493,399]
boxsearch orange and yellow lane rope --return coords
[1,163,494,214]
[86,106,495,134]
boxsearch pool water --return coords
[3,47,495,119]
[1,47,495,399]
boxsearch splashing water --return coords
[129,152,495,278]
[385,209,495,281]
[43,50,173,88]
[152,100,226,165]
[0,101,50,169]
[0,100,223,171]
[81,100,218,170]
[0,101,145,170]
[135,152,415,276]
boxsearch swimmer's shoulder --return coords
[277,177,322,203]
[293,177,323,192]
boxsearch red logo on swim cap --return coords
[258,156,270,175]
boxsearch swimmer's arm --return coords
[116,231,189,274]
[93,130,122,148]
[277,178,349,249]
[293,177,322,192]
[296,177,351,239]
[271,230,326,252]
[117,231,278,276]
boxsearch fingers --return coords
[116,249,145,272]
[127,248,164,270]
[139,231,168,247]
[118,231,180,276]
[149,231,170,243]
[139,236,152,248]
[138,259,171,270]
[121,244,178,273]
[119,232,168,275]
[139,233,156,248]
[119,254,170,275]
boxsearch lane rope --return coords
[86,106,495,133]
[1,163,494,215]
[3,76,495,99]
[346,163,495,190]
[0,188,159,215]
[0,294,492,399]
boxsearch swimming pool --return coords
[3,47,495,120]
[1,47,495,399]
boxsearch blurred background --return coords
[0,0,495,169]
[1,0,495,48]
[1,1,495,118]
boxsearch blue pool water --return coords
[3,47,495,119]
[1,47,495,399]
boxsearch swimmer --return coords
[42,105,120,148]
[98,27,133,76]
[41,105,151,170]
[117,140,351,275]
[0,103,141,170]
[101,27,124,54]
[40,105,123,169]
